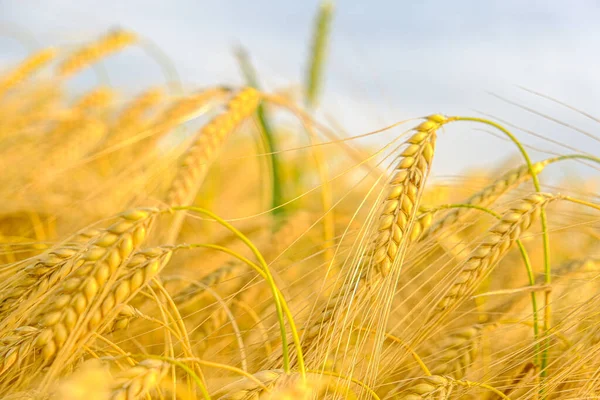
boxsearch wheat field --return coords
[1,4,600,400]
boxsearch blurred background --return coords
[1,0,599,178]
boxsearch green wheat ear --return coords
[234,46,284,219]
[305,1,335,109]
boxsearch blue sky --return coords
[1,0,599,177]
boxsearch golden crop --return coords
[0,5,599,399]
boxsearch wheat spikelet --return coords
[109,305,149,332]
[0,247,81,319]
[109,359,166,400]
[91,246,174,333]
[0,48,56,97]
[0,326,39,375]
[57,29,137,77]
[165,87,261,208]
[436,192,557,313]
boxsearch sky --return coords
[1,0,599,178]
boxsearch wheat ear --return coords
[290,116,446,368]
[32,209,158,361]
[0,48,56,97]
[114,88,164,128]
[57,29,137,77]
[164,87,260,245]
[429,324,483,379]
[109,359,166,400]
[0,209,159,332]
[436,192,557,314]
[370,114,445,277]
[0,209,157,379]
[94,246,175,334]
[417,159,549,241]
[156,87,231,133]
[390,374,509,399]
[165,87,260,208]
[212,369,283,400]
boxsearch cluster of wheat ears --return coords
[1,4,600,400]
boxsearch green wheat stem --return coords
[234,47,284,219]
[171,206,306,381]
[449,116,551,391]
[305,1,334,108]
[430,202,540,365]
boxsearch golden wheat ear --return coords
[56,29,137,77]
[164,87,261,243]
[436,192,556,314]
[369,114,445,278]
